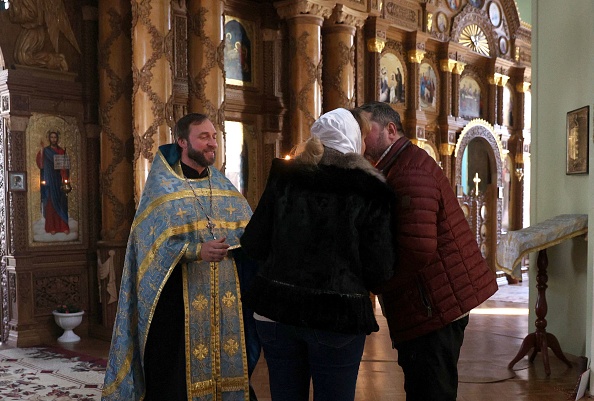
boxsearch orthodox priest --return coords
[102,113,257,401]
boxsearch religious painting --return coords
[488,1,502,27]
[502,84,512,127]
[447,0,460,11]
[379,53,405,105]
[419,63,437,111]
[499,36,509,56]
[469,0,484,8]
[224,16,254,86]
[459,76,481,119]
[566,106,589,175]
[436,12,448,33]
[26,113,81,244]
[8,172,26,192]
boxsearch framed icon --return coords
[499,37,509,55]
[436,12,448,33]
[489,1,502,27]
[9,171,27,192]
[224,16,255,86]
[566,106,589,175]
[447,0,460,11]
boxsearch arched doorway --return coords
[454,119,505,272]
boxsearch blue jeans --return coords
[255,320,366,401]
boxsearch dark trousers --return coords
[256,320,366,401]
[395,315,469,401]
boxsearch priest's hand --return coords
[200,237,230,262]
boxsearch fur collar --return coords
[319,147,386,182]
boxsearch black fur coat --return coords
[240,149,395,334]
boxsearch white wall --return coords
[531,0,594,361]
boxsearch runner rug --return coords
[0,346,105,400]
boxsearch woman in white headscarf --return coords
[240,108,395,401]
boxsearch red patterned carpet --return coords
[0,346,105,400]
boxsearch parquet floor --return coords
[33,274,590,400]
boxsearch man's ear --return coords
[177,137,187,149]
[386,121,400,141]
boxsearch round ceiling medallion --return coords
[460,24,490,56]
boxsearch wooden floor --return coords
[31,276,589,400]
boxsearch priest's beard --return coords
[187,142,216,168]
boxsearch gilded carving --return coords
[327,4,367,28]
[367,38,386,53]
[383,1,418,30]
[450,8,496,58]
[295,31,321,128]
[99,4,134,241]
[8,0,81,71]
[408,49,425,64]
[34,272,82,313]
[275,0,334,20]
[174,15,188,79]
[327,41,354,108]
[187,6,220,125]
[132,1,171,165]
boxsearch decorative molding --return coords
[327,41,355,108]
[516,81,531,93]
[450,6,497,58]
[327,4,367,28]
[440,59,457,73]
[294,30,321,128]
[98,4,134,241]
[367,38,385,53]
[383,1,418,31]
[408,49,425,64]
[275,0,334,20]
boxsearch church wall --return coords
[531,0,594,360]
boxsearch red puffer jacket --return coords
[376,137,498,345]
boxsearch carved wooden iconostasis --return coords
[369,0,530,279]
[0,0,531,345]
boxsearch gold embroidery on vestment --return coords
[192,294,208,311]
[222,291,236,307]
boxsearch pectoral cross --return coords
[473,172,481,195]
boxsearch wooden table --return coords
[496,214,588,375]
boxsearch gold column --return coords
[364,17,387,102]
[187,0,225,170]
[131,0,173,203]
[97,0,133,334]
[321,5,366,111]
[276,0,334,146]
[439,59,455,117]
[407,49,425,112]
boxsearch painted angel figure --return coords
[8,0,81,71]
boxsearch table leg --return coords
[507,249,572,375]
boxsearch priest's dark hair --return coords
[173,113,210,143]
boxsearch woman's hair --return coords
[293,136,324,165]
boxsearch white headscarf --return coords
[310,108,361,154]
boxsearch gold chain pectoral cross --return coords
[473,172,481,195]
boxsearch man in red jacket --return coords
[358,102,498,401]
